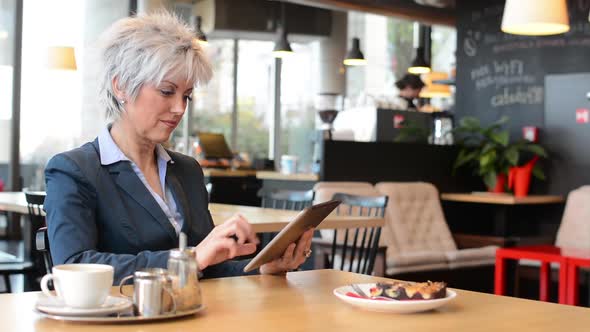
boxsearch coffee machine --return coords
[312,93,342,173]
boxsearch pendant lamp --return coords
[194,16,208,46]
[343,37,367,66]
[408,23,431,74]
[419,72,451,98]
[501,0,569,36]
[48,46,77,70]
[272,2,293,58]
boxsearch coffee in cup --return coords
[40,264,114,308]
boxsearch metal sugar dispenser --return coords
[167,232,203,311]
[118,268,176,317]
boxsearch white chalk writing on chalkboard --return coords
[490,86,544,108]
[463,30,481,57]
[470,59,538,91]
[493,59,523,76]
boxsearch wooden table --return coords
[256,171,319,182]
[0,192,29,215]
[441,193,565,205]
[202,169,258,178]
[1,269,590,332]
[0,192,384,233]
[441,193,565,237]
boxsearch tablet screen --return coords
[243,200,341,272]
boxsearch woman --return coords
[44,11,313,284]
[392,74,425,111]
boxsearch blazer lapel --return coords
[107,162,178,242]
[166,164,193,236]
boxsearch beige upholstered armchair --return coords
[374,182,498,276]
[554,186,590,250]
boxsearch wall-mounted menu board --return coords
[455,0,590,139]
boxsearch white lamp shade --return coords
[501,0,569,36]
[48,46,77,70]
[420,72,451,98]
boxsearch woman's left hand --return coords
[259,228,315,275]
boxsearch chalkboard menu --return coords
[456,0,590,138]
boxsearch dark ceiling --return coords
[282,0,456,26]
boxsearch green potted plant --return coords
[453,116,547,193]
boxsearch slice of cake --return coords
[369,281,447,300]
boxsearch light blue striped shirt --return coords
[98,126,183,234]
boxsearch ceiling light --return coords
[272,2,293,58]
[408,23,431,74]
[47,46,77,70]
[194,16,208,46]
[419,72,451,98]
[501,0,569,36]
[343,37,367,66]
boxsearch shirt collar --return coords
[98,125,174,166]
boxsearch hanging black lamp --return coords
[194,16,208,45]
[343,37,367,66]
[408,23,431,74]
[272,2,293,58]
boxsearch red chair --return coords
[495,245,568,304]
[565,248,590,306]
[495,186,590,305]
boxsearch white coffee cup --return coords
[40,264,114,308]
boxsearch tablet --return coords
[243,200,341,273]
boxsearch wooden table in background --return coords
[440,193,565,237]
[441,193,565,205]
[0,192,384,233]
[1,269,590,332]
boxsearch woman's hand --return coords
[195,214,259,271]
[259,228,314,275]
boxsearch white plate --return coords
[333,283,457,314]
[35,295,133,317]
[34,305,205,323]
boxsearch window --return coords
[346,11,456,103]
[280,42,316,172]
[431,25,457,76]
[189,39,235,146]
[19,0,128,189]
[236,40,274,160]
[190,39,317,171]
[0,0,16,168]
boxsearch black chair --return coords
[258,188,315,210]
[36,227,52,275]
[24,192,47,288]
[257,189,315,248]
[313,193,388,276]
[0,192,45,292]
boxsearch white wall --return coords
[0,120,10,163]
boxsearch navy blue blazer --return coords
[44,139,253,284]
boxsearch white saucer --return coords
[333,283,457,314]
[35,295,133,317]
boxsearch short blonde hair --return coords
[98,11,212,119]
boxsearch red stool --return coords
[564,248,590,305]
[495,245,568,304]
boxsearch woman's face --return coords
[121,77,193,144]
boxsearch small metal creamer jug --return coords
[167,246,202,311]
[119,268,176,317]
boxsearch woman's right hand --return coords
[194,214,259,271]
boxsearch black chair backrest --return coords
[25,192,50,274]
[35,227,53,275]
[258,189,315,211]
[328,192,388,275]
[25,191,46,230]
